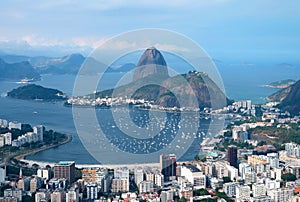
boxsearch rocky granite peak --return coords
[133,47,169,81]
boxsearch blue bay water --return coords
[0,61,299,164]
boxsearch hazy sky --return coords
[0,0,299,59]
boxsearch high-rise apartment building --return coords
[160,154,177,181]
[228,145,238,168]
[54,161,75,184]
[33,125,44,142]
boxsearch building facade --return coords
[228,146,238,168]
[54,161,75,184]
[160,154,177,181]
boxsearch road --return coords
[0,134,72,167]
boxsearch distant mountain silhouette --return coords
[0,59,40,80]
[38,53,85,74]
[266,79,296,89]
[106,63,136,73]
[0,53,137,75]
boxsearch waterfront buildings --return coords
[160,154,177,181]
[111,178,129,193]
[180,164,206,189]
[11,125,44,147]
[0,133,11,147]
[37,168,50,181]
[53,161,75,184]
[82,168,107,186]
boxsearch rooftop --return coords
[185,165,201,173]
[57,161,75,166]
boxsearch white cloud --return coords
[0,37,9,42]
[154,43,190,53]
[21,35,65,46]
[71,37,97,47]
[20,34,106,48]
[90,38,191,54]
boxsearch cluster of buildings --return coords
[0,148,298,202]
[12,125,44,147]
[285,142,300,158]
[0,118,44,148]
[261,103,300,124]
[66,96,149,108]
[0,133,12,147]
[196,144,300,202]
[202,102,300,201]
[231,100,255,116]
[67,96,258,113]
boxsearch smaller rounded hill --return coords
[7,84,67,101]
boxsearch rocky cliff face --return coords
[131,71,228,109]
[133,47,169,81]
[278,80,300,115]
[267,79,300,115]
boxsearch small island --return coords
[7,84,67,101]
[266,79,296,89]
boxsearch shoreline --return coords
[20,159,162,169]
[3,134,73,165]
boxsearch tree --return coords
[281,173,297,182]
[179,196,186,202]
[32,163,40,169]
[22,195,35,202]
[257,141,267,146]
[21,124,33,134]
[200,199,217,202]
[194,155,200,161]
[222,177,232,183]
[194,188,209,196]
[215,190,234,202]
[224,131,232,137]
[0,184,12,196]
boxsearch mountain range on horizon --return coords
[0,52,137,77]
[0,59,40,81]
[0,49,298,77]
